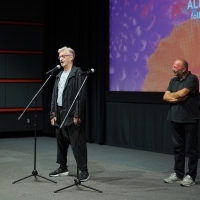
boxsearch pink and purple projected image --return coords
[109,0,200,92]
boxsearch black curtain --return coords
[42,0,109,144]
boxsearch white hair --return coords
[58,46,75,59]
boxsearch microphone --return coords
[46,65,61,75]
[79,68,95,75]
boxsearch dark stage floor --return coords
[0,135,200,200]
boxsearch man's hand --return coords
[73,117,81,125]
[51,117,57,126]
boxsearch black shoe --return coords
[49,167,69,177]
[79,170,90,182]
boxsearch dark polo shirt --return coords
[166,71,200,123]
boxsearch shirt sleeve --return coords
[166,78,175,92]
[185,74,199,94]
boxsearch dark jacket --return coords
[50,65,86,126]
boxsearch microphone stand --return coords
[13,73,57,184]
[54,73,102,193]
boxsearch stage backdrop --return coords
[109,0,200,92]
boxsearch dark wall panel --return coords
[0,55,6,77]
[5,83,43,108]
[106,91,165,104]
[29,26,44,50]
[0,26,6,49]
[6,84,29,107]
[0,84,6,107]
[129,104,173,153]
[0,112,43,132]
[6,25,31,50]
[0,25,43,50]
[6,55,30,78]
[29,55,43,78]
[0,0,44,22]
[0,0,44,133]
[29,83,43,107]
[106,102,130,147]
[106,102,200,155]
[5,55,42,78]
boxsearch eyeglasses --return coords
[58,54,72,59]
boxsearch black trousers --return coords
[171,121,199,180]
[55,108,88,171]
